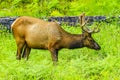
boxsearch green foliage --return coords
[0,23,120,80]
[0,0,120,17]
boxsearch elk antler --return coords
[80,13,89,32]
[79,13,100,33]
[88,23,100,33]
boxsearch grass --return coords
[0,22,120,80]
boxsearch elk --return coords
[11,13,101,63]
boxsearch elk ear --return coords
[83,30,92,38]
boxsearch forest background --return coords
[0,0,120,17]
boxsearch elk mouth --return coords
[95,47,101,50]
[94,43,101,50]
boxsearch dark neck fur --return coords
[63,34,85,49]
[68,39,84,49]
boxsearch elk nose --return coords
[96,46,101,50]
[95,43,101,50]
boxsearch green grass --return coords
[0,23,120,80]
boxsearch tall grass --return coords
[0,22,120,80]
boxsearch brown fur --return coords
[11,16,101,63]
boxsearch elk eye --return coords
[90,39,93,42]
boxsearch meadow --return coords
[0,22,120,80]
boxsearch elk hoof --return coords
[16,56,21,60]
[53,60,58,66]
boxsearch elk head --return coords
[80,13,101,50]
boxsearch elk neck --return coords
[61,33,85,49]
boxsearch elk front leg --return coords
[49,48,58,64]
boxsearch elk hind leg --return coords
[22,44,26,58]
[22,44,31,60]
[16,40,25,60]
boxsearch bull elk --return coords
[11,13,101,63]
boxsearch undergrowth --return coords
[0,22,120,80]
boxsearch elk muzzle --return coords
[93,42,101,50]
